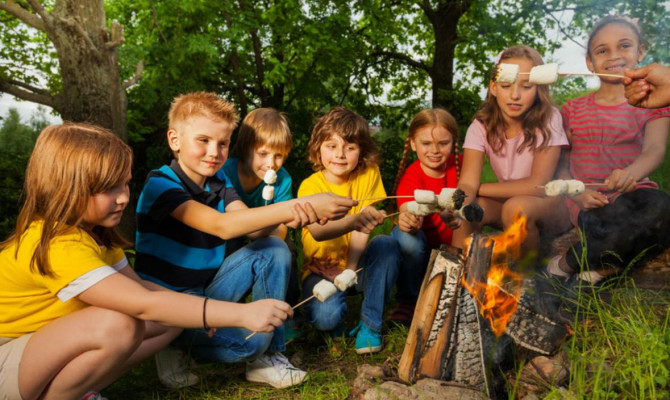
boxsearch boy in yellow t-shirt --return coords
[298,107,400,354]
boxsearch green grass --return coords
[106,153,670,399]
[105,296,410,399]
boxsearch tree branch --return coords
[123,60,145,89]
[105,20,125,50]
[0,0,45,31]
[0,78,56,108]
[373,50,430,73]
[61,17,101,58]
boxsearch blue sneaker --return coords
[349,322,382,354]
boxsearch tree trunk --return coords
[429,3,467,112]
[48,0,127,140]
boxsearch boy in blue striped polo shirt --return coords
[135,92,355,389]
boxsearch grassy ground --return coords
[106,146,670,399]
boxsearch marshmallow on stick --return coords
[334,269,358,292]
[542,179,586,196]
[495,63,520,83]
[313,279,338,302]
[529,63,559,85]
[262,185,275,201]
[414,189,437,205]
[263,169,277,185]
[406,201,439,217]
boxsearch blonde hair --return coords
[232,108,292,161]
[391,108,461,196]
[476,45,555,154]
[306,106,379,172]
[168,91,239,131]
[1,123,133,277]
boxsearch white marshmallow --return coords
[263,169,277,185]
[334,269,358,291]
[414,189,437,205]
[496,63,520,83]
[313,279,338,302]
[529,63,559,85]
[566,179,585,196]
[406,201,437,217]
[438,188,458,210]
[544,180,569,197]
[262,185,275,201]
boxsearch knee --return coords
[368,235,401,257]
[259,236,291,266]
[89,309,144,351]
[308,301,345,331]
[502,198,529,226]
[391,226,425,252]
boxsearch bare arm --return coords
[607,117,670,191]
[78,273,292,333]
[457,148,485,206]
[305,205,385,241]
[171,193,355,240]
[346,231,369,270]
[478,146,561,198]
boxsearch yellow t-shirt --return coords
[298,166,386,280]
[0,221,126,337]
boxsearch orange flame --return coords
[463,212,527,336]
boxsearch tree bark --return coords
[0,0,128,140]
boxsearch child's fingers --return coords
[302,202,320,224]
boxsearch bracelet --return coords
[202,297,210,330]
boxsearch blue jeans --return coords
[180,236,291,363]
[391,226,431,304]
[303,235,400,333]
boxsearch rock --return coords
[528,354,568,385]
[364,382,420,400]
[414,379,488,400]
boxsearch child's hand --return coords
[285,202,319,229]
[604,169,637,193]
[306,193,357,221]
[241,299,293,332]
[624,64,670,109]
[353,206,385,233]
[572,190,609,210]
[439,209,462,230]
[398,211,423,234]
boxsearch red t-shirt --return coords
[396,156,460,248]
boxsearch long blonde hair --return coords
[1,123,133,277]
[475,45,555,154]
[391,108,461,196]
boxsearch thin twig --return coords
[356,195,413,202]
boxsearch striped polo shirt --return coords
[561,92,670,187]
[135,160,240,290]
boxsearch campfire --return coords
[398,213,570,398]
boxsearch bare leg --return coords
[452,197,503,249]
[501,195,571,254]
[18,307,180,400]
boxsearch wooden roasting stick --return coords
[245,268,364,340]
[518,71,625,79]
[537,182,603,189]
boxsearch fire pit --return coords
[398,215,570,398]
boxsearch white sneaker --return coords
[245,352,308,388]
[155,346,200,389]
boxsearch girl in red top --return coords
[388,109,462,323]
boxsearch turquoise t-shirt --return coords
[222,157,293,208]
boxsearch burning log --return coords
[399,213,571,398]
